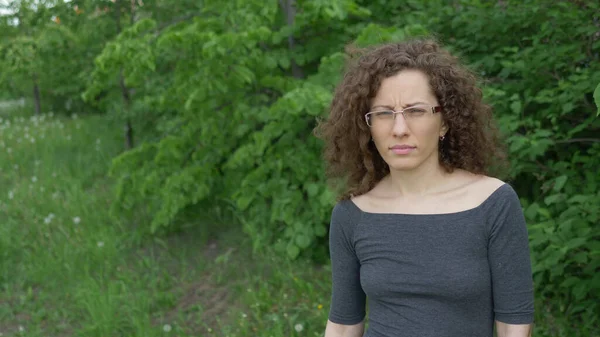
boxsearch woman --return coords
[315,39,534,337]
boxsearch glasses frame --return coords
[365,105,443,127]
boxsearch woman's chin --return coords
[386,159,421,172]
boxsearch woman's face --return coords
[368,69,447,172]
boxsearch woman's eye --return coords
[405,108,426,114]
[375,111,394,117]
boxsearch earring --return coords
[440,135,445,141]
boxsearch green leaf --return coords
[295,234,311,249]
[524,202,539,220]
[287,243,300,259]
[544,194,563,205]
[537,207,552,219]
[314,224,327,237]
[568,195,591,204]
[510,100,522,114]
[553,175,568,192]
[565,237,587,250]
[572,252,588,264]
[305,183,319,197]
[560,276,580,288]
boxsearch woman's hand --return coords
[324,319,365,337]
[495,321,532,337]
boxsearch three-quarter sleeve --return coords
[486,185,535,324]
[328,201,366,325]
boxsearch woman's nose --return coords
[391,112,409,136]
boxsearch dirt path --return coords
[153,234,251,335]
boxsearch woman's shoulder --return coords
[469,175,510,202]
[459,174,521,212]
[349,173,511,215]
[332,198,363,221]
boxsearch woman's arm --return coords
[324,319,365,337]
[495,321,532,337]
[326,202,367,334]
[487,185,535,328]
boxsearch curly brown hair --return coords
[314,38,508,201]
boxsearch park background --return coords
[0,0,599,336]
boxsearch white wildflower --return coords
[241,313,247,318]
[8,191,14,200]
[294,323,304,332]
[31,176,37,183]
[73,217,81,224]
[18,325,25,332]
[97,241,104,247]
[43,213,55,224]
[162,324,172,332]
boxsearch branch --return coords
[155,13,199,33]
[150,12,217,43]
[555,138,600,144]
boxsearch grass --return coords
[0,105,331,337]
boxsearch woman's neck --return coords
[385,160,450,198]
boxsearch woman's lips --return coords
[390,145,416,155]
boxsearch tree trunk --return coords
[119,69,134,149]
[115,0,134,149]
[32,73,41,115]
[279,0,304,79]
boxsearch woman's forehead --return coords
[372,70,436,106]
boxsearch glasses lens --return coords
[366,105,434,127]
[404,106,428,118]
[368,111,394,127]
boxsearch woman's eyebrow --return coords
[370,102,429,110]
[370,104,394,110]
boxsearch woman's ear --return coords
[439,122,449,138]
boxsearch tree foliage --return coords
[1,0,599,335]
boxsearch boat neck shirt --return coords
[328,183,535,337]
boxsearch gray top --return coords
[328,183,534,337]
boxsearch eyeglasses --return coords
[365,104,442,127]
